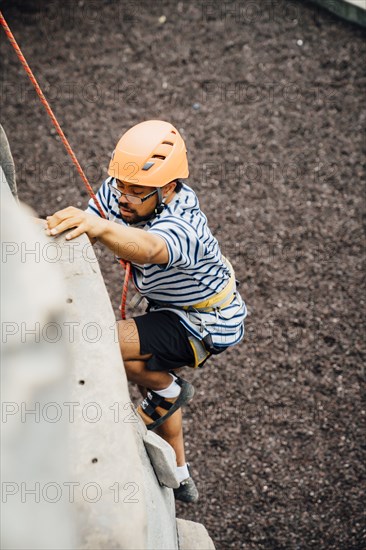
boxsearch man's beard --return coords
[119,203,156,225]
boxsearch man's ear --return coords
[163,181,177,197]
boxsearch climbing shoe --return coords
[174,472,199,503]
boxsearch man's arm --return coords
[46,206,169,265]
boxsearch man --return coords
[46,120,247,503]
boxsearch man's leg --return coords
[117,321,186,466]
[156,409,185,466]
[135,379,186,466]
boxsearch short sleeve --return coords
[149,216,204,270]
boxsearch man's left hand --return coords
[46,207,105,241]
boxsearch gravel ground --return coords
[1,0,365,548]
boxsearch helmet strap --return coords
[154,188,166,215]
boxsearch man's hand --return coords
[46,207,106,241]
[46,206,169,264]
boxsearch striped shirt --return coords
[87,178,247,348]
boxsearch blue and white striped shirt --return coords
[87,178,247,348]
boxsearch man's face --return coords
[115,180,158,224]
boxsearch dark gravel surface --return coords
[1,1,365,548]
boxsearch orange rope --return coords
[0,11,104,218]
[120,261,131,320]
[0,11,131,318]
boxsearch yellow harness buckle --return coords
[188,335,211,368]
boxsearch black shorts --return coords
[134,310,196,372]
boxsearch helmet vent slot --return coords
[162,141,173,146]
[152,154,166,160]
[171,130,176,134]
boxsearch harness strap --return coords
[183,256,236,312]
[141,400,160,422]
[146,392,173,411]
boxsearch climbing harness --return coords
[184,258,237,367]
[143,256,239,368]
[0,11,131,319]
[183,256,236,312]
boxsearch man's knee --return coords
[117,319,140,360]
[123,359,140,378]
[117,319,151,362]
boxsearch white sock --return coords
[154,374,181,398]
[176,463,189,483]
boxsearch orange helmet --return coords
[108,120,189,187]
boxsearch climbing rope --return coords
[0,11,131,319]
